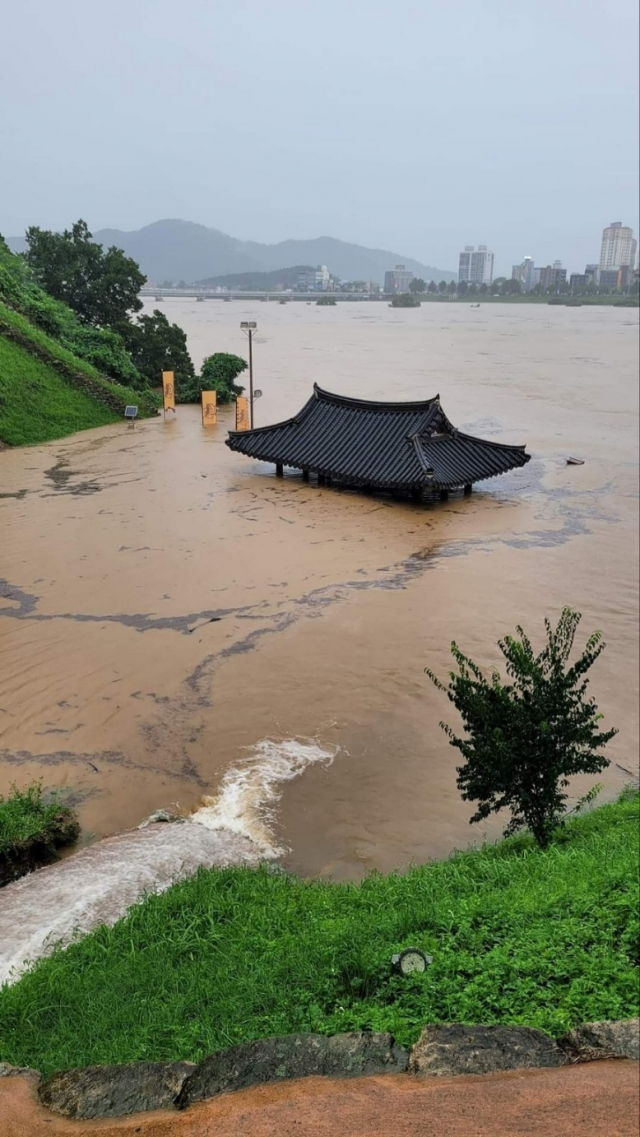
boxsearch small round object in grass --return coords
[392,948,432,976]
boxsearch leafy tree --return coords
[390,292,421,307]
[426,608,617,848]
[501,278,523,295]
[178,353,247,404]
[427,280,437,294]
[25,220,145,329]
[457,281,468,296]
[447,280,457,295]
[479,283,489,295]
[122,310,195,392]
[409,278,426,294]
[467,282,478,296]
[437,280,448,294]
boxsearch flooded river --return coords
[1,301,638,888]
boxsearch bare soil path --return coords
[2,1062,638,1136]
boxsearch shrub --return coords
[426,608,618,847]
[178,353,247,404]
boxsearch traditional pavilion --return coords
[226,385,530,500]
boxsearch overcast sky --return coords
[1,0,638,274]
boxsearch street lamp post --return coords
[240,321,257,427]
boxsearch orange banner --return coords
[162,370,176,412]
[201,390,217,426]
[235,396,250,431]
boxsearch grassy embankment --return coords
[0,302,158,446]
[0,791,636,1076]
[0,240,159,445]
[0,783,79,887]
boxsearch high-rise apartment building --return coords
[599,223,637,274]
[383,264,414,293]
[538,261,567,290]
[511,256,536,292]
[297,265,331,292]
[458,245,494,285]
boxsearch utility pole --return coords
[240,321,257,428]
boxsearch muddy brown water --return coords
[1,301,638,884]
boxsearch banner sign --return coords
[235,396,250,431]
[162,371,176,412]
[201,390,217,426]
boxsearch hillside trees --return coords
[25,221,145,329]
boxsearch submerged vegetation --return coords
[0,792,636,1075]
[0,783,80,886]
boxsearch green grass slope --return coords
[0,335,120,445]
[0,792,636,1076]
[0,303,159,445]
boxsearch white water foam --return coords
[0,738,335,986]
[192,738,336,855]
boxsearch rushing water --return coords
[0,301,638,977]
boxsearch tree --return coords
[479,283,489,295]
[427,280,437,294]
[409,278,426,294]
[501,278,522,295]
[25,220,145,329]
[467,282,478,296]
[438,280,448,294]
[390,292,421,307]
[457,281,468,296]
[426,608,617,848]
[184,353,247,404]
[447,280,457,295]
[122,310,195,391]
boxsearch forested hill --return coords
[9,220,456,286]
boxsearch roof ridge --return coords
[313,383,440,412]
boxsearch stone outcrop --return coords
[409,1024,566,1077]
[0,1063,40,1081]
[560,1019,640,1062]
[38,1061,195,1119]
[178,1032,408,1107]
[30,1019,639,1120]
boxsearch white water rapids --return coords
[0,739,335,987]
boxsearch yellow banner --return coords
[201,390,217,426]
[162,371,176,412]
[235,396,250,431]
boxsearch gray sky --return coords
[1,0,638,275]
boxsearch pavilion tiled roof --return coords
[226,385,530,492]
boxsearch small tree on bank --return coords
[177,353,247,404]
[426,608,617,847]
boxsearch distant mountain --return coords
[196,265,315,290]
[7,220,455,285]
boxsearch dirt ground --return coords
[2,1062,638,1137]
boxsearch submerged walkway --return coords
[2,1062,638,1136]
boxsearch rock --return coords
[178,1032,408,1107]
[0,1062,40,1081]
[38,1061,195,1119]
[561,1019,640,1061]
[409,1024,565,1077]
[138,809,178,828]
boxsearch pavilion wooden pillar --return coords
[464,483,472,496]
[302,469,310,482]
[275,463,284,477]
[318,473,326,486]
[440,489,449,501]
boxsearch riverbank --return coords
[0,791,636,1078]
[0,783,79,886]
